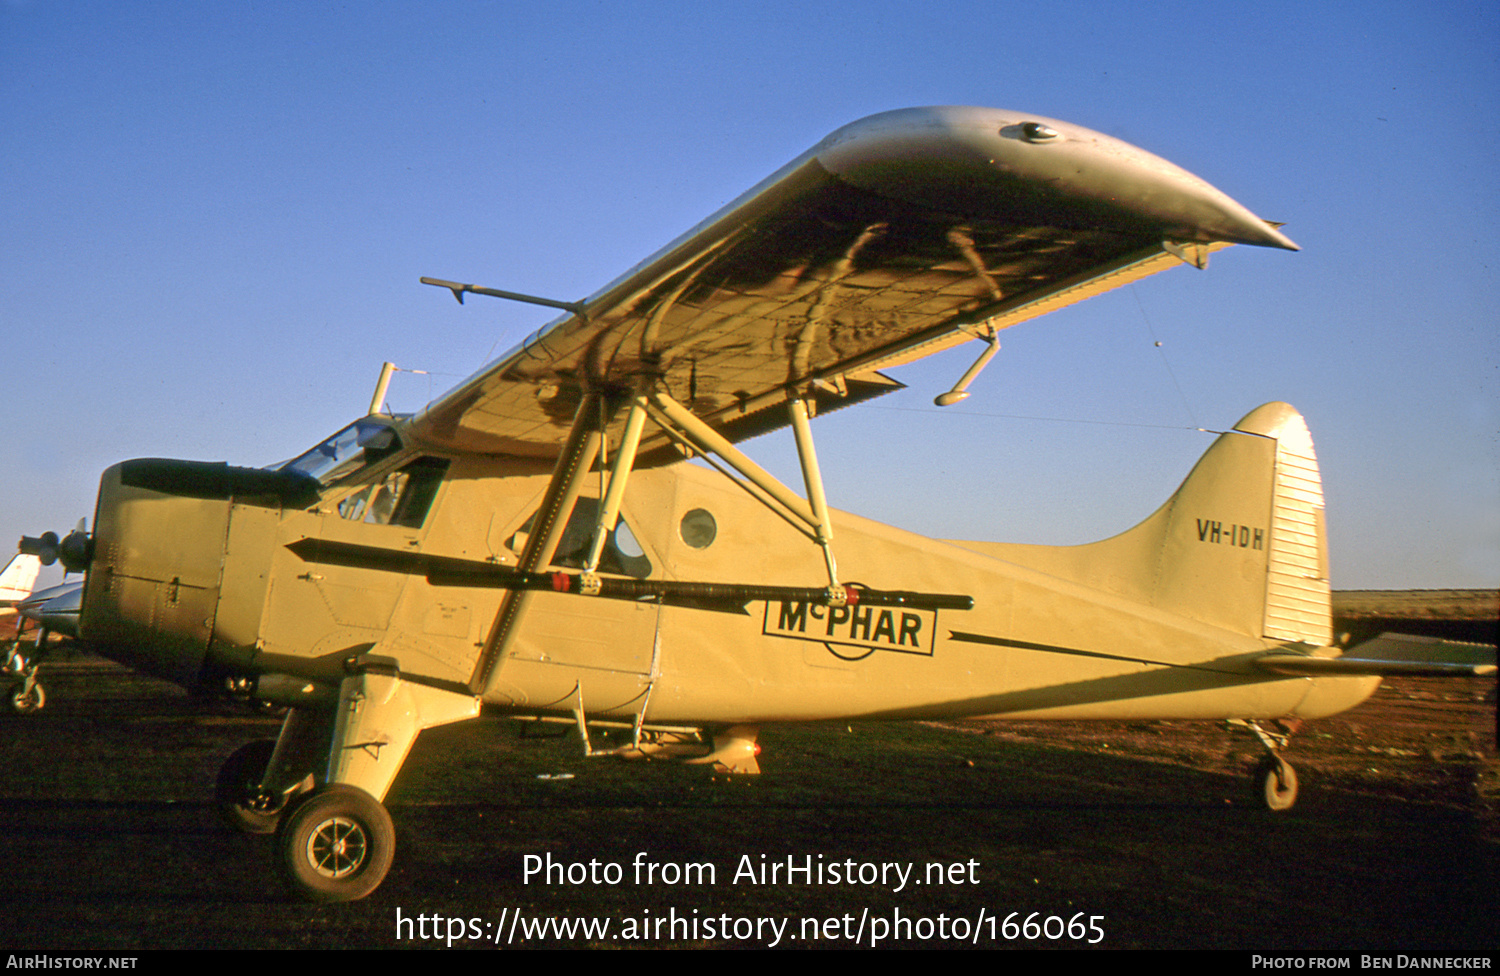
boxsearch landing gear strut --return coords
[4,627,49,715]
[225,666,480,902]
[216,739,285,834]
[215,706,331,835]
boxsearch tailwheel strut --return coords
[1230,718,1301,812]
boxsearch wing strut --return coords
[645,389,848,603]
[582,394,649,579]
[468,390,608,695]
[467,382,975,696]
[787,397,840,592]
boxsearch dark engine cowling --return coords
[80,459,316,687]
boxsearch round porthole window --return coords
[679,508,717,549]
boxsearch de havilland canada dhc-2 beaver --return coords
[17,106,1496,902]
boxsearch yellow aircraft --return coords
[21,106,1494,902]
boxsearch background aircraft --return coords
[0,552,41,611]
[1,551,45,712]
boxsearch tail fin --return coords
[0,553,43,604]
[972,403,1332,643]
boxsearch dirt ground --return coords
[0,648,1495,951]
[939,672,1499,839]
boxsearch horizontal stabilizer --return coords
[1256,633,1497,678]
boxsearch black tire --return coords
[276,784,395,902]
[8,680,45,715]
[215,739,283,834]
[1255,755,1298,812]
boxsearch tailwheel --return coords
[1254,754,1298,812]
[216,739,285,834]
[7,679,45,715]
[276,784,394,903]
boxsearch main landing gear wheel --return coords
[1254,755,1298,812]
[276,784,394,903]
[7,680,45,715]
[216,739,285,834]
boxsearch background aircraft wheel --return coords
[276,784,394,903]
[7,680,45,714]
[216,739,285,834]
[1255,755,1298,811]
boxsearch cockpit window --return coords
[337,456,449,528]
[278,420,400,485]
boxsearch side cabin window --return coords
[337,457,450,528]
[515,497,652,579]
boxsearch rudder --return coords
[1248,404,1332,645]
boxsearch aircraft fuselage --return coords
[75,424,1377,733]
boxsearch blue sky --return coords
[3,1,1496,589]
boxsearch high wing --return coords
[403,106,1296,460]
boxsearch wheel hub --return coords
[307,816,368,879]
[246,789,281,814]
